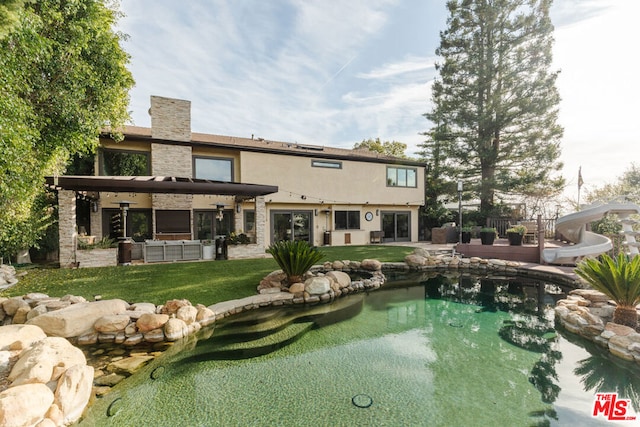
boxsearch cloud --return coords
[357,55,437,80]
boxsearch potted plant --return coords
[460,226,473,244]
[479,227,497,245]
[506,225,527,246]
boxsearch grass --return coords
[2,245,414,306]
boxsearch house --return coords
[50,96,425,266]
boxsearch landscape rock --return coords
[176,305,198,325]
[27,299,129,337]
[54,364,94,425]
[326,271,351,289]
[304,277,331,295]
[0,324,47,352]
[136,313,169,333]
[164,318,188,341]
[9,337,86,386]
[361,259,382,271]
[0,383,54,427]
[94,314,131,333]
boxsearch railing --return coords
[486,217,557,238]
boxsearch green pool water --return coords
[78,274,640,426]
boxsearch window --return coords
[102,209,151,241]
[156,210,191,233]
[100,149,149,176]
[335,210,360,230]
[244,210,256,234]
[387,167,417,187]
[311,160,342,169]
[194,156,233,181]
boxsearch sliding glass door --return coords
[381,211,410,242]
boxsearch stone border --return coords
[555,289,640,364]
[0,249,588,426]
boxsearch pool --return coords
[78,272,640,426]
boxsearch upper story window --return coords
[194,156,233,181]
[387,166,417,188]
[100,149,150,176]
[335,210,360,230]
[312,160,342,169]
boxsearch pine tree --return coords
[422,0,564,215]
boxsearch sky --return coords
[116,0,640,208]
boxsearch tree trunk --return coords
[613,305,638,329]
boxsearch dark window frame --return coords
[386,166,417,188]
[193,156,234,182]
[99,148,150,176]
[334,210,361,230]
[311,159,342,169]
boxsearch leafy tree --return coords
[354,138,408,158]
[0,0,24,36]
[0,0,133,260]
[421,0,564,214]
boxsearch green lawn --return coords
[2,245,414,306]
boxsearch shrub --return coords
[575,253,640,329]
[266,240,324,284]
[506,225,527,235]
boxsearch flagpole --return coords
[577,166,583,211]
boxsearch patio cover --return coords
[45,176,278,197]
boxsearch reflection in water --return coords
[569,335,640,412]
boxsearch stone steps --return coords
[182,321,314,361]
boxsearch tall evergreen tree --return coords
[422,0,564,215]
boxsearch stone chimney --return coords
[149,95,191,142]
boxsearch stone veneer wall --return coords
[76,248,117,268]
[58,190,77,268]
[149,96,195,237]
[150,96,191,142]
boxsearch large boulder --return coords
[54,364,94,425]
[304,277,331,295]
[94,314,131,333]
[0,383,54,427]
[0,324,46,351]
[8,337,86,386]
[27,299,129,337]
[326,271,351,289]
[136,313,169,333]
[361,259,382,271]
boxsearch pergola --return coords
[45,175,278,267]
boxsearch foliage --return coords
[77,237,116,250]
[0,0,134,259]
[353,138,408,158]
[575,254,640,328]
[266,240,324,284]
[586,163,640,205]
[480,227,497,235]
[420,0,564,213]
[0,0,24,37]
[228,232,251,245]
[3,245,412,305]
[506,225,527,236]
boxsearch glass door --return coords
[271,211,312,244]
[381,212,411,242]
[194,211,214,240]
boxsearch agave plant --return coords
[266,240,324,284]
[574,253,640,329]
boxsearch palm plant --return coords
[266,240,324,284]
[574,253,640,329]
